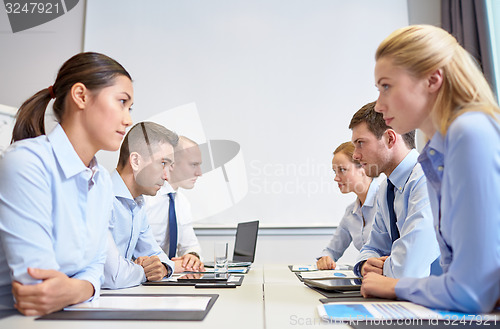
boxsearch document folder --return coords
[37,294,218,321]
[143,274,244,287]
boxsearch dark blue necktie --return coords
[387,179,400,242]
[167,192,178,259]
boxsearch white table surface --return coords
[262,264,351,329]
[0,264,352,329]
[0,266,265,329]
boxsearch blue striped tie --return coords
[167,192,178,258]
[386,179,399,242]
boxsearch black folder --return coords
[143,274,244,287]
[305,282,363,298]
[37,294,218,321]
[319,297,394,303]
[288,265,305,282]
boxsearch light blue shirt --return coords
[396,112,500,313]
[0,124,111,309]
[354,149,440,278]
[319,178,381,261]
[103,170,174,289]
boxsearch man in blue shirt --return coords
[103,122,180,289]
[349,102,439,279]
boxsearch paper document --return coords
[160,276,179,282]
[65,296,211,311]
[192,267,249,274]
[292,264,317,272]
[318,302,500,322]
[299,270,360,280]
[292,264,352,272]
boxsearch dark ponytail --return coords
[12,52,131,143]
[11,88,53,143]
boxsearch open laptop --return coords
[205,220,259,268]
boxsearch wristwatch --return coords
[187,252,200,259]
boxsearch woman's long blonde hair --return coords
[376,24,499,134]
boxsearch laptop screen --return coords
[232,220,259,262]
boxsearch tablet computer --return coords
[177,273,229,283]
[303,278,362,291]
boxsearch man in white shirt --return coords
[145,136,204,271]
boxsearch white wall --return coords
[195,0,442,264]
[83,0,409,228]
[0,0,441,264]
[0,1,442,124]
[196,227,359,265]
[0,1,85,109]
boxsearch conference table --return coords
[0,264,352,329]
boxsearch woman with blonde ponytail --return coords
[0,52,133,315]
[361,25,500,313]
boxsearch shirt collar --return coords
[351,198,362,214]
[111,170,147,207]
[363,178,380,208]
[417,132,445,167]
[388,149,419,193]
[48,124,98,180]
[157,181,175,196]
[352,177,380,213]
[112,170,134,200]
[427,131,445,154]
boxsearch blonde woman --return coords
[317,142,379,270]
[362,25,500,313]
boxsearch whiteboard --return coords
[0,104,17,155]
[84,0,408,227]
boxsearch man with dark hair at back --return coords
[350,102,439,279]
[103,122,184,289]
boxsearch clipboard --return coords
[143,274,245,287]
[303,278,361,291]
[319,296,394,303]
[177,273,229,283]
[288,265,305,282]
[37,294,218,321]
[305,283,363,298]
[201,267,250,274]
[298,270,360,280]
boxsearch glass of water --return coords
[214,242,228,274]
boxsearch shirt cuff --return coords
[394,277,414,300]
[353,260,367,277]
[162,262,174,278]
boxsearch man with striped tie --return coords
[145,136,204,272]
[349,102,439,280]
